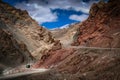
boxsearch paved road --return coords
[0,68,49,80]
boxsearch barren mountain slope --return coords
[72,0,120,48]
[0,28,34,71]
[0,0,120,80]
[0,1,61,60]
[31,0,120,80]
[51,23,80,47]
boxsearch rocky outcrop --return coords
[31,1,120,80]
[72,0,120,48]
[0,0,120,80]
[0,28,33,68]
[0,1,61,60]
[33,48,75,68]
[31,47,120,80]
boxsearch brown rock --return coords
[72,0,120,48]
[0,1,60,60]
[0,29,33,67]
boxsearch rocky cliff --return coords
[72,0,120,48]
[0,28,33,71]
[31,0,120,80]
[0,0,120,80]
[0,1,61,60]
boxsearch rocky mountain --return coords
[0,0,120,80]
[0,0,61,61]
[72,0,120,48]
[31,0,120,80]
[51,23,80,47]
[0,28,33,67]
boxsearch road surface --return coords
[0,46,119,80]
[0,68,49,80]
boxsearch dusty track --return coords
[0,68,49,80]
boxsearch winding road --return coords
[0,68,49,80]
[0,46,119,80]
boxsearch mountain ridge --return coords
[0,1,61,61]
[72,0,120,48]
[0,0,120,80]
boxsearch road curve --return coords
[0,69,49,80]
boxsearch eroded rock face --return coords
[0,29,33,67]
[72,0,120,48]
[0,1,61,60]
[31,1,120,80]
[33,48,75,68]
[0,0,120,80]
[32,47,120,80]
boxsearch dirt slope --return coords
[51,23,80,47]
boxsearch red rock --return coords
[72,0,120,48]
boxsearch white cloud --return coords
[15,3,57,24]
[45,0,98,14]
[69,14,89,21]
[45,0,95,14]
[15,0,98,24]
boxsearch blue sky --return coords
[42,9,86,29]
[2,0,108,29]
